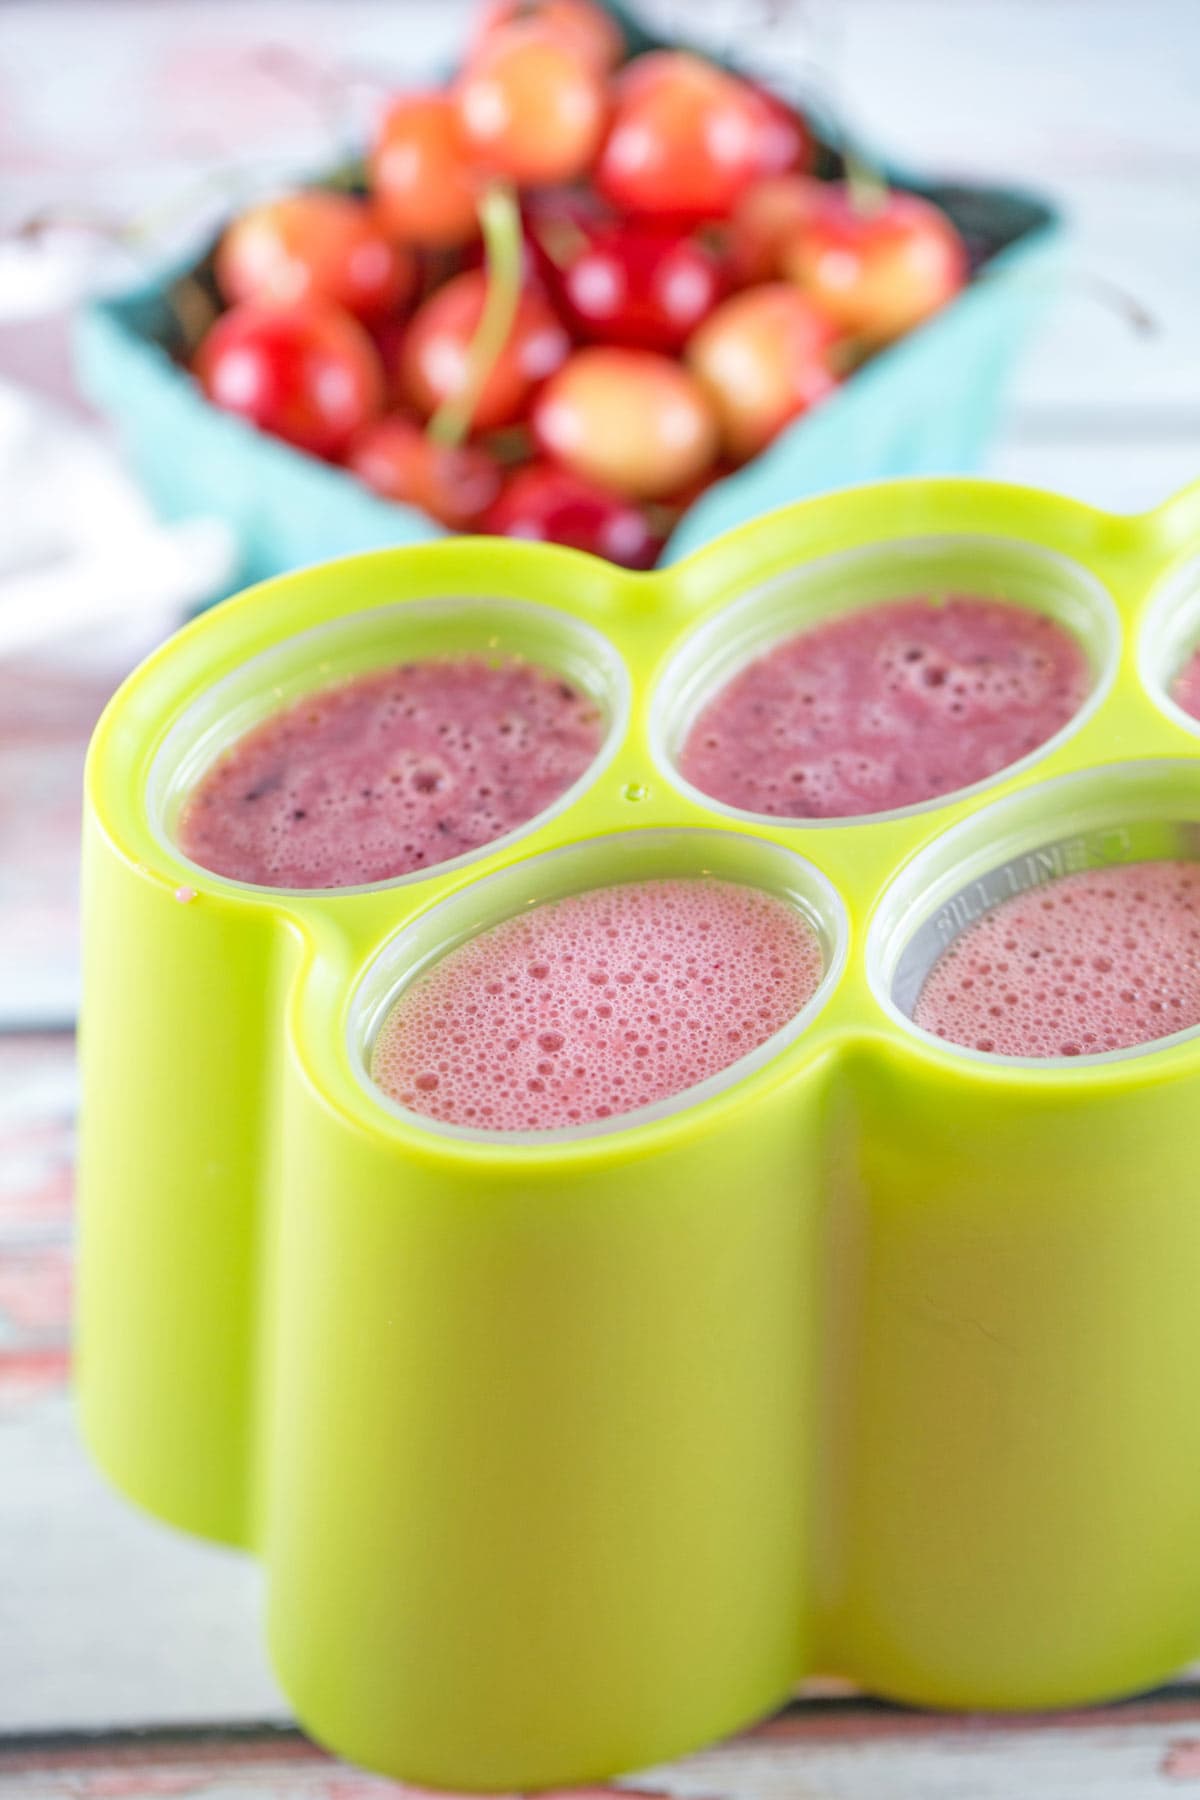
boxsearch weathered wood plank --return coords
[10,1699,1200,1798]
[0,1388,287,1733]
[0,662,111,1030]
[0,1034,285,1732]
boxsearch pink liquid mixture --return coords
[1172,649,1200,721]
[679,596,1091,820]
[913,860,1200,1058]
[371,876,823,1131]
[177,656,604,888]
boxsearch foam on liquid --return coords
[177,655,604,889]
[913,859,1200,1058]
[1172,649,1200,723]
[371,876,823,1132]
[679,595,1090,820]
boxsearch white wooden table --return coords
[1,3,1199,1792]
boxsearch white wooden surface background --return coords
[1,2,1199,1794]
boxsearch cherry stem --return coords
[427,181,523,451]
[1072,271,1158,338]
[483,423,535,467]
[974,263,1159,340]
[12,203,215,352]
[14,159,257,255]
[167,272,220,354]
[250,44,397,151]
[842,138,889,215]
[16,205,129,243]
[531,213,590,271]
[828,335,868,377]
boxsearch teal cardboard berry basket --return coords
[74,6,1060,589]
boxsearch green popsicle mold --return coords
[79,476,1200,1792]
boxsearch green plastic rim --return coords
[650,532,1121,829]
[869,758,1200,1067]
[349,825,850,1147]
[145,594,632,899]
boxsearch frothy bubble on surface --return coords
[913,859,1200,1058]
[371,876,824,1132]
[679,595,1091,820]
[177,655,605,889]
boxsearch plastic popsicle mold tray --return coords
[80,476,1200,1793]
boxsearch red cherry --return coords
[485,461,662,568]
[533,346,719,500]
[367,312,413,400]
[401,268,570,432]
[370,93,480,248]
[195,301,385,460]
[214,191,417,322]
[596,51,786,220]
[471,0,624,73]
[456,22,608,185]
[749,86,813,178]
[727,174,825,286]
[783,186,968,342]
[345,414,502,528]
[552,223,725,352]
[687,284,838,462]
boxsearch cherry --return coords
[370,92,480,248]
[750,86,813,179]
[533,346,719,500]
[687,284,838,462]
[215,191,417,322]
[728,174,825,286]
[368,312,413,401]
[457,22,608,185]
[401,267,570,432]
[195,300,385,459]
[782,186,968,343]
[345,414,502,528]
[470,0,624,73]
[485,461,662,567]
[596,52,787,220]
[552,222,725,352]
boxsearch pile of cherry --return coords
[192,0,968,568]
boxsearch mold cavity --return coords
[870,761,1200,1065]
[148,597,629,895]
[1139,553,1200,733]
[652,535,1119,827]
[351,829,848,1144]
